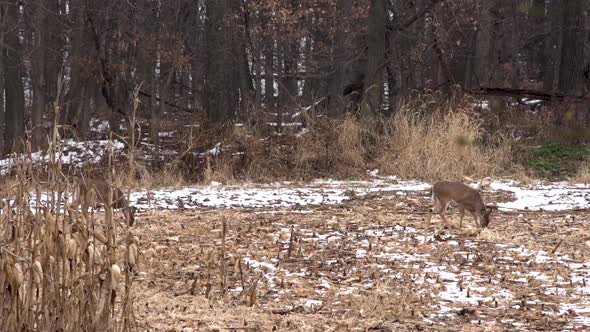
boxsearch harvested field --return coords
[122,179,590,331]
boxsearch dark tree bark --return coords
[0,32,4,141]
[280,40,298,107]
[64,0,90,138]
[3,0,25,154]
[473,0,495,87]
[180,1,204,113]
[543,0,563,92]
[205,0,235,124]
[87,0,134,137]
[362,0,387,115]
[263,41,275,109]
[232,0,253,119]
[530,0,547,80]
[327,0,353,118]
[557,0,585,94]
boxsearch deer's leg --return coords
[438,201,451,228]
[459,206,465,228]
[427,196,439,226]
[470,211,481,228]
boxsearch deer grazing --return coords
[427,181,495,229]
[73,178,136,226]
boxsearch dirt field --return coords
[125,185,590,331]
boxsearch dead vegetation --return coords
[1,95,589,331]
[376,101,513,182]
[190,98,515,184]
[0,103,138,331]
[128,187,590,331]
[0,161,136,331]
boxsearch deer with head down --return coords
[427,181,495,229]
[73,178,136,226]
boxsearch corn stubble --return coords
[0,132,137,330]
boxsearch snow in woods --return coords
[0,139,126,176]
[472,98,543,111]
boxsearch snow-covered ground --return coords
[127,175,590,212]
[129,177,430,210]
[10,172,590,329]
[123,173,590,328]
[491,180,590,211]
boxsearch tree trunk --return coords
[253,48,263,111]
[264,40,275,109]
[301,26,315,103]
[557,0,585,94]
[531,0,547,81]
[151,65,174,146]
[362,0,387,115]
[385,21,400,113]
[3,0,26,154]
[327,0,352,118]
[232,0,252,120]
[65,0,89,138]
[473,0,495,87]
[543,0,562,92]
[0,33,4,144]
[205,0,233,124]
[507,1,520,89]
[29,2,46,150]
[280,40,298,108]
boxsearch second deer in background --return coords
[73,178,136,226]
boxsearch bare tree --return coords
[3,0,25,153]
[557,0,586,95]
[362,0,387,116]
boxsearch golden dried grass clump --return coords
[211,124,297,182]
[376,103,513,181]
[132,162,186,189]
[205,98,514,182]
[573,163,590,183]
[294,115,368,179]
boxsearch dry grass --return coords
[197,101,515,182]
[129,188,590,331]
[135,163,186,188]
[573,162,590,183]
[294,115,368,179]
[376,103,513,181]
[0,93,137,331]
[66,94,524,188]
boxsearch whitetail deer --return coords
[73,178,136,225]
[427,181,495,228]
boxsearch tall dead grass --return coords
[293,115,368,179]
[201,101,513,182]
[376,104,513,181]
[573,162,590,183]
[0,96,136,331]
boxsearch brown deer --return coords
[73,178,136,226]
[427,181,495,229]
